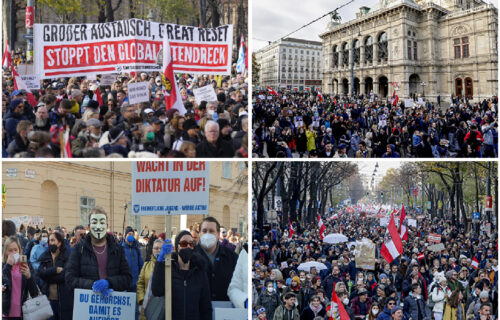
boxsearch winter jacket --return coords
[227,249,248,308]
[195,243,238,301]
[122,240,144,291]
[443,303,465,320]
[7,134,29,157]
[136,252,157,305]
[37,247,73,319]
[300,305,326,320]
[2,261,39,317]
[273,305,300,320]
[196,137,235,157]
[306,130,317,151]
[429,284,450,313]
[65,234,132,291]
[258,291,281,319]
[351,296,373,317]
[404,293,431,320]
[151,253,212,320]
[30,242,48,271]
[5,107,29,143]
[377,307,393,320]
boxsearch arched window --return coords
[465,77,473,98]
[332,45,339,67]
[378,32,388,61]
[364,36,373,63]
[342,42,349,66]
[353,39,360,64]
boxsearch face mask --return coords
[41,237,48,244]
[49,244,58,253]
[126,235,135,243]
[300,277,306,281]
[145,131,155,142]
[13,253,20,264]
[343,298,349,305]
[372,309,379,315]
[153,252,160,259]
[207,109,215,116]
[90,132,102,140]
[200,233,217,250]
[267,287,274,293]
[90,213,107,240]
[179,248,194,264]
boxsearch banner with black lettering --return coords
[34,19,233,78]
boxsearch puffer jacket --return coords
[430,284,450,313]
[258,291,281,319]
[151,252,212,320]
[2,261,39,317]
[65,233,132,291]
[122,240,144,291]
[136,252,157,305]
[403,293,431,320]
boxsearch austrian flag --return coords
[318,215,325,240]
[380,211,404,263]
[399,205,408,241]
[471,256,479,269]
[289,220,295,239]
[267,86,278,95]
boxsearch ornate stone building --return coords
[320,0,497,103]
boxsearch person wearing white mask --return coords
[194,216,237,301]
[29,229,49,271]
[2,236,38,318]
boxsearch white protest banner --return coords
[428,243,445,252]
[408,218,417,227]
[258,94,265,100]
[86,74,97,81]
[127,82,150,104]
[34,19,233,78]
[28,216,44,226]
[417,98,423,105]
[100,73,117,86]
[20,75,40,90]
[380,217,389,227]
[193,84,217,104]
[354,239,376,270]
[404,99,414,108]
[132,161,209,215]
[73,289,135,320]
[14,77,28,91]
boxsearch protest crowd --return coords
[251,206,497,320]
[252,90,498,158]
[2,208,248,319]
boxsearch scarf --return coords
[309,302,323,315]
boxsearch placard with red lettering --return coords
[34,19,233,78]
[427,233,441,244]
[131,161,210,215]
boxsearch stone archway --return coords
[378,76,388,97]
[354,78,360,96]
[41,181,59,227]
[365,77,373,95]
[342,78,349,95]
[409,74,420,97]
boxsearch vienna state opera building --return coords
[320,0,497,104]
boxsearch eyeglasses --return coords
[388,303,395,306]
[178,240,194,248]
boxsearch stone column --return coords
[373,42,378,66]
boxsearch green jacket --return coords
[273,305,300,320]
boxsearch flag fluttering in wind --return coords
[380,210,404,263]
[398,205,408,241]
[162,38,186,114]
[318,215,325,240]
[236,35,246,74]
[2,40,11,69]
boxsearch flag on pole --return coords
[289,220,295,239]
[11,67,38,107]
[318,215,325,240]
[236,35,246,73]
[162,37,186,114]
[471,256,479,269]
[329,283,350,320]
[399,205,408,241]
[60,126,72,158]
[93,87,104,107]
[417,253,425,262]
[267,86,278,95]
[318,91,323,103]
[380,211,404,263]
[2,40,12,69]
[392,90,399,106]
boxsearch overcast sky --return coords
[252,0,497,51]
[357,161,401,187]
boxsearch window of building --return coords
[407,40,412,60]
[364,37,373,63]
[465,77,473,98]
[462,37,469,58]
[222,162,231,179]
[454,39,461,58]
[333,45,339,67]
[342,43,349,66]
[353,39,360,64]
[378,32,388,61]
[80,196,96,226]
[413,41,417,60]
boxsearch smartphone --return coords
[19,255,27,267]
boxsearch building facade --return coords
[320,0,497,103]
[3,161,248,237]
[255,38,323,91]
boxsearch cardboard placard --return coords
[193,84,217,104]
[19,75,40,90]
[73,289,135,320]
[427,233,441,244]
[127,81,150,105]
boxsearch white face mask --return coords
[200,233,217,250]
[267,287,274,293]
[300,277,306,281]
[153,252,160,259]
[89,213,107,240]
[343,298,349,305]
[372,309,379,315]
[41,237,48,244]
[13,253,20,264]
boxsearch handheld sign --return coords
[19,75,40,90]
[127,82,150,105]
[73,289,135,320]
[193,84,217,104]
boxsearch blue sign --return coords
[416,208,422,213]
[22,34,33,39]
[472,212,480,220]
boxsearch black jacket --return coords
[151,253,212,320]
[2,261,39,316]
[194,243,238,301]
[38,247,73,319]
[65,234,132,291]
[195,137,235,158]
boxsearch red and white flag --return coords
[417,253,425,261]
[399,205,408,241]
[2,40,12,69]
[471,256,479,269]
[267,86,278,95]
[61,126,72,158]
[93,87,104,107]
[318,91,323,103]
[392,90,399,106]
[162,38,186,114]
[380,211,404,263]
[11,67,38,107]
[318,215,326,240]
[288,220,295,239]
[329,282,350,320]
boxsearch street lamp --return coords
[421,82,426,98]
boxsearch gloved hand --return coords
[158,239,173,262]
[92,279,113,297]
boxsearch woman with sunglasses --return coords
[150,230,212,319]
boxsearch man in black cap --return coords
[391,306,404,320]
[102,127,129,157]
[182,118,201,144]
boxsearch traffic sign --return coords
[472,212,480,220]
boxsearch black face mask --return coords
[49,244,58,253]
[179,248,194,264]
